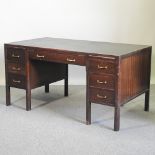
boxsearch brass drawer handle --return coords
[12,54,20,58]
[12,80,21,83]
[97,94,107,99]
[36,54,45,58]
[97,65,108,69]
[67,58,76,62]
[12,67,21,71]
[97,80,107,84]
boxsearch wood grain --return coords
[118,47,152,105]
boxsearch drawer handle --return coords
[97,80,107,84]
[97,65,108,69]
[97,94,107,99]
[12,54,20,58]
[67,58,76,62]
[12,80,21,83]
[36,54,45,58]
[12,67,21,71]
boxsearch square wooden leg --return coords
[26,88,31,111]
[144,90,150,111]
[64,78,68,96]
[6,85,11,106]
[64,64,68,97]
[86,101,91,125]
[114,106,120,131]
[45,83,49,93]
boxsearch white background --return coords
[0,0,155,85]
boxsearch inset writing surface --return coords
[9,37,149,56]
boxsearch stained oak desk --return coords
[4,37,152,131]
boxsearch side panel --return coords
[118,47,152,105]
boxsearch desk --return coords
[4,37,152,131]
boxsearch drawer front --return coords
[6,47,25,63]
[53,53,85,66]
[29,50,55,61]
[8,74,26,89]
[89,88,115,106]
[7,62,25,75]
[29,49,86,66]
[89,74,115,90]
[88,58,116,74]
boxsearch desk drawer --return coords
[7,62,25,75]
[6,47,25,63]
[8,73,26,89]
[53,53,85,66]
[88,58,116,74]
[89,74,115,90]
[29,50,55,61]
[90,88,114,106]
[30,50,86,66]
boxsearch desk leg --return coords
[86,101,91,125]
[45,83,49,93]
[114,106,120,131]
[26,88,31,111]
[144,90,150,111]
[6,85,11,106]
[64,64,68,96]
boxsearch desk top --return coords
[8,37,150,56]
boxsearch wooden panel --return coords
[89,73,115,90]
[90,88,115,106]
[118,47,152,104]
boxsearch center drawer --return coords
[52,53,86,66]
[29,49,86,66]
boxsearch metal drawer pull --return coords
[12,54,20,58]
[67,58,76,62]
[13,80,21,83]
[97,65,108,69]
[12,67,21,71]
[97,94,107,99]
[97,80,107,84]
[36,54,45,58]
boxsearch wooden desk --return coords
[4,37,152,131]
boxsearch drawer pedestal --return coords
[5,45,68,111]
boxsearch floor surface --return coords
[0,85,155,155]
